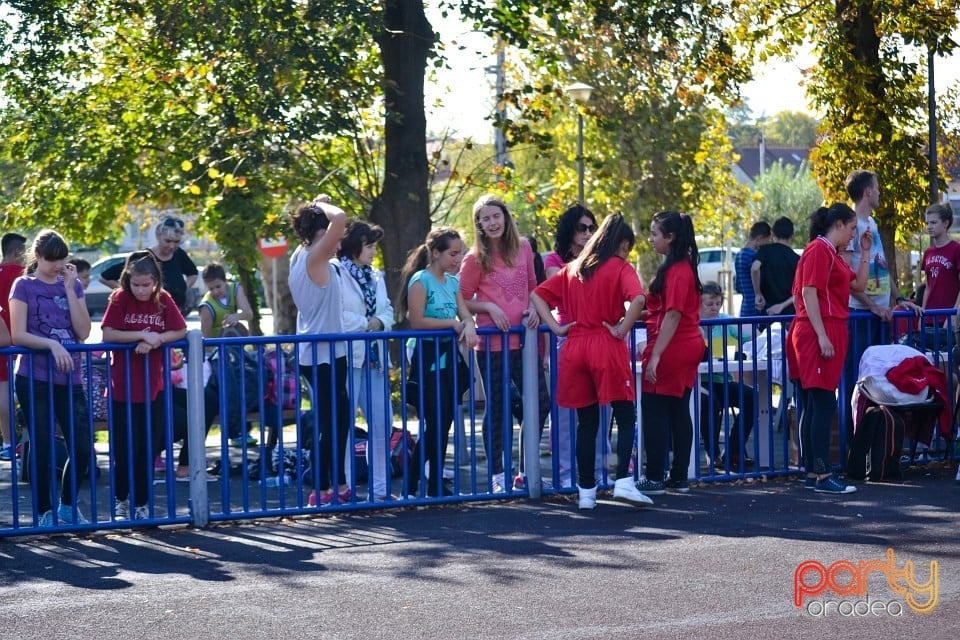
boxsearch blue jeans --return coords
[349,364,393,499]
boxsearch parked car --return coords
[698,247,738,286]
[84,252,202,317]
[84,253,128,317]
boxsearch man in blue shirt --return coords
[734,221,771,317]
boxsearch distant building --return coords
[733,146,810,186]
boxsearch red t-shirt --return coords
[534,256,643,336]
[792,237,854,322]
[922,240,960,316]
[641,260,703,396]
[644,260,702,348]
[0,263,25,328]
[101,290,186,403]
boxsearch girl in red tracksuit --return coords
[786,203,871,495]
[637,210,705,495]
[531,213,653,510]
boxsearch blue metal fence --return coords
[0,311,956,537]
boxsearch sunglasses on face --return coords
[162,217,185,230]
[576,223,597,234]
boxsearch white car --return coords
[698,247,739,286]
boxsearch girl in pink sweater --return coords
[459,195,550,492]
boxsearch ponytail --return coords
[808,203,855,241]
[649,211,702,296]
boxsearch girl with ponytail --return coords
[637,211,704,495]
[786,203,871,495]
[531,213,654,509]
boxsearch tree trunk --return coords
[837,0,900,292]
[372,1,435,314]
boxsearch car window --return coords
[90,256,126,279]
[701,250,720,262]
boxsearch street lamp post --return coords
[927,42,939,205]
[565,82,594,204]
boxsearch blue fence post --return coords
[522,325,542,498]
[186,329,209,526]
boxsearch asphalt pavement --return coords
[0,461,958,640]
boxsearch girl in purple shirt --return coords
[9,230,92,527]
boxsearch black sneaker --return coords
[664,478,690,493]
[635,477,666,495]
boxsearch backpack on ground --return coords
[389,427,416,478]
[847,404,905,482]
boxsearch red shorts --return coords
[786,318,848,390]
[556,333,635,408]
[640,335,703,398]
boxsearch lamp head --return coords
[564,82,594,104]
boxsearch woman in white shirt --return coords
[337,220,395,501]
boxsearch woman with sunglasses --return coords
[542,204,607,489]
[100,215,198,315]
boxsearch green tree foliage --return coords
[0,2,443,328]
[936,82,960,189]
[727,104,762,148]
[749,161,824,239]
[764,111,819,148]
[469,2,752,249]
[738,0,960,290]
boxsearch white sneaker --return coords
[613,477,654,507]
[115,499,130,520]
[491,472,506,493]
[577,485,597,510]
[134,504,150,520]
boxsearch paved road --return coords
[1,462,958,640]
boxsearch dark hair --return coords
[925,203,954,228]
[397,227,462,317]
[845,170,877,203]
[574,213,635,281]
[338,219,384,261]
[25,229,69,274]
[701,281,724,301]
[472,195,520,272]
[202,262,227,282]
[1,233,26,259]
[808,203,856,241]
[648,211,701,296]
[68,257,91,272]
[554,203,598,263]
[526,235,547,284]
[771,216,795,240]
[749,221,772,240]
[291,201,332,246]
[116,250,164,309]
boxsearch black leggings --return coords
[112,398,164,507]
[575,400,635,489]
[301,357,351,491]
[798,385,836,475]
[641,389,693,482]
[15,377,92,515]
